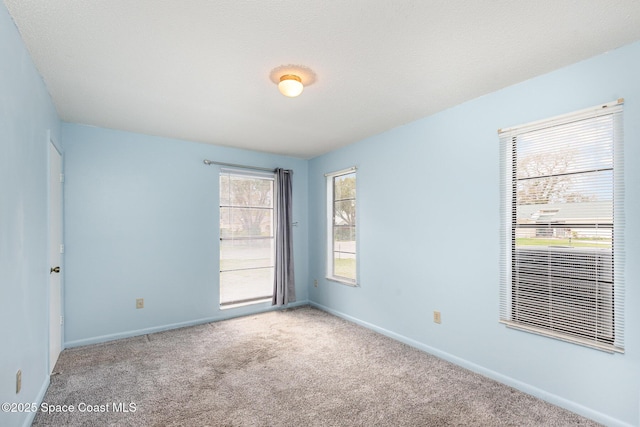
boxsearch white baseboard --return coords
[309,302,631,427]
[21,374,50,427]
[65,300,308,348]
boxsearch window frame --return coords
[326,167,358,286]
[498,100,624,353]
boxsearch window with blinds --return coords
[499,100,624,353]
[219,169,275,308]
[326,167,357,285]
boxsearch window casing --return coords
[219,169,275,308]
[499,100,624,353]
[326,167,357,285]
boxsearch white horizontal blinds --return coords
[499,101,624,353]
[219,169,275,307]
[612,107,625,351]
[498,133,514,328]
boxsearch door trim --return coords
[48,133,63,373]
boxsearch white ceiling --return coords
[5,1,640,159]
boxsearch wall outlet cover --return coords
[433,311,441,324]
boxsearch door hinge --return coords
[59,173,65,183]
[59,244,64,254]
[60,316,64,326]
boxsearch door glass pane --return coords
[220,207,273,239]
[220,172,274,307]
[220,267,274,305]
[220,175,231,205]
[220,239,274,271]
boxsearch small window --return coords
[499,100,624,353]
[326,167,357,285]
[219,169,275,308]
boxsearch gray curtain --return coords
[273,168,296,306]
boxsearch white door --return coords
[49,142,63,373]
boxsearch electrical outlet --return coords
[433,311,441,324]
[136,298,144,309]
[16,370,21,394]
[314,279,318,287]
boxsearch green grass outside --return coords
[516,238,611,248]
[334,258,356,280]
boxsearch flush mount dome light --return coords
[278,74,303,97]
[270,65,316,98]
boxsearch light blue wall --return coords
[62,124,309,346]
[308,41,640,426]
[0,3,61,427]
[3,0,638,422]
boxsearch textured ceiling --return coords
[5,1,640,159]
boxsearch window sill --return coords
[500,320,623,354]
[326,276,358,287]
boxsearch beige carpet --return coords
[33,306,599,426]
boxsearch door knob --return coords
[50,266,60,274]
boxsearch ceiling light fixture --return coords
[278,74,304,98]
